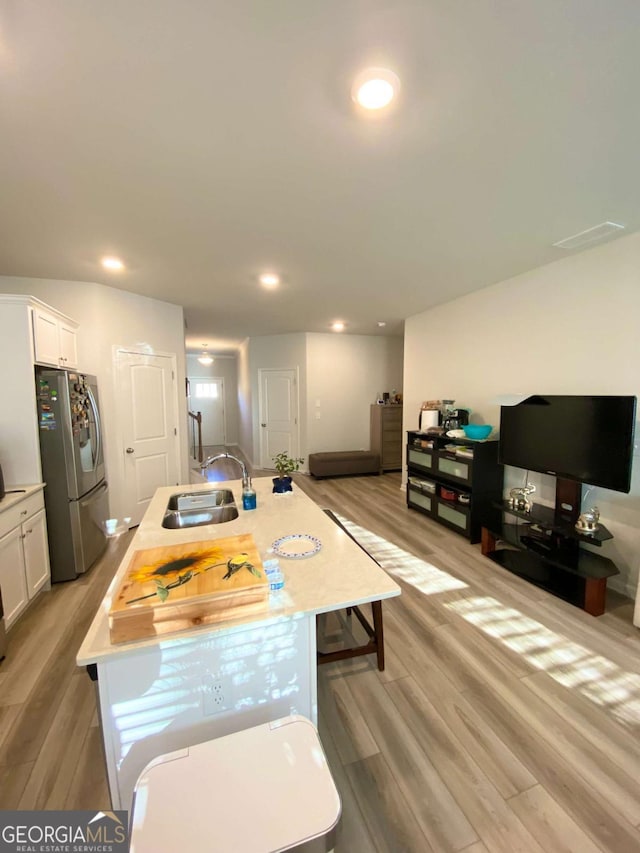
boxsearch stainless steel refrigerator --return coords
[35,368,109,582]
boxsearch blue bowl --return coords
[463,423,493,440]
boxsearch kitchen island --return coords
[77,476,400,809]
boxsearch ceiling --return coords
[1,1,639,354]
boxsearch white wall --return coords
[248,334,307,469]
[306,334,404,453]
[186,354,239,446]
[0,277,188,522]
[237,339,252,463]
[403,232,640,598]
[240,332,404,470]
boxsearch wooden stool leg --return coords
[372,600,384,671]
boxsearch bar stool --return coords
[316,601,385,671]
[130,716,340,853]
[318,510,385,671]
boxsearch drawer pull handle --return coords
[20,509,28,516]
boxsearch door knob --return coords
[126,447,135,453]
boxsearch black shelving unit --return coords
[481,506,619,616]
[406,430,503,544]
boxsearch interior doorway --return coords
[115,349,180,527]
[258,368,299,470]
[189,376,226,446]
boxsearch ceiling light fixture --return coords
[197,344,214,366]
[377,321,387,327]
[101,256,125,272]
[259,273,280,288]
[352,67,400,111]
[331,321,345,332]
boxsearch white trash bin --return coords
[130,715,341,852]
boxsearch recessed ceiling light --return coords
[352,68,400,111]
[101,256,125,272]
[331,321,345,332]
[259,273,280,288]
[377,321,387,327]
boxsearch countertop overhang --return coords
[77,476,400,665]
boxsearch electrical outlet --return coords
[202,673,231,715]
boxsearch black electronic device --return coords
[442,408,470,431]
[499,395,636,493]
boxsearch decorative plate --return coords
[271,533,322,559]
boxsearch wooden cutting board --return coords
[109,533,269,644]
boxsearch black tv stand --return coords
[480,484,619,616]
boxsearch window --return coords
[194,382,219,399]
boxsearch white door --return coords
[259,368,299,470]
[23,509,51,598]
[190,377,225,446]
[0,526,28,628]
[32,308,60,366]
[116,351,180,527]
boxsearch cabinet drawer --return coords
[382,410,402,425]
[382,422,401,437]
[437,502,469,532]
[436,456,471,482]
[382,441,401,460]
[408,488,433,513]
[0,491,45,539]
[408,448,433,470]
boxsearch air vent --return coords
[553,221,625,250]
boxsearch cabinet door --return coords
[23,509,50,598]
[58,322,78,368]
[0,526,28,628]
[32,307,61,366]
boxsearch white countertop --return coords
[0,483,45,513]
[77,476,400,665]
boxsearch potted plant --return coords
[272,452,304,493]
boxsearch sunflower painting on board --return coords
[111,534,266,612]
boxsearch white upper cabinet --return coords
[0,294,81,486]
[32,304,79,368]
[58,319,79,368]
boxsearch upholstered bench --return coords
[309,450,380,478]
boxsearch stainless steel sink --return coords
[162,488,238,528]
[162,504,239,529]
[166,489,235,511]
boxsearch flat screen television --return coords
[499,395,637,493]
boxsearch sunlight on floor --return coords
[335,514,640,730]
[335,514,467,595]
[445,596,640,728]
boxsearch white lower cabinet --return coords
[0,490,51,629]
[23,509,50,598]
[0,527,28,627]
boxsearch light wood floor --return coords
[2,471,640,853]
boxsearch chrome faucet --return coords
[202,452,250,488]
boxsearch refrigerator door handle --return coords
[80,479,108,508]
[86,385,102,473]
